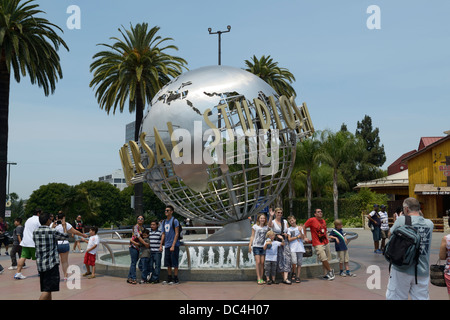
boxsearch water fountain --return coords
[96,229,358,281]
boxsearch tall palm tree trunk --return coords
[0,54,10,219]
[307,172,312,218]
[133,85,144,216]
[333,169,339,220]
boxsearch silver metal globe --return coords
[128,66,311,234]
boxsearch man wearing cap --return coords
[367,204,382,253]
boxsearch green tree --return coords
[293,132,321,218]
[120,183,166,220]
[316,130,365,219]
[25,183,71,217]
[0,0,68,219]
[89,23,187,216]
[356,115,386,168]
[340,115,386,187]
[74,181,124,227]
[244,55,296,97]
[60,185,100,226]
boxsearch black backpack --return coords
[383,215,421,283]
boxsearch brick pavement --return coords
[0,228,448,300]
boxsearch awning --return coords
[354,170,409,189]
[414,184,450,195]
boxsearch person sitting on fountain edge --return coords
[160,205,181,285]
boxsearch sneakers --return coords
[323,269,335,280]
[162,276,173,285]
[162,276,179,285]
[8,266,17,270]
[14,273,26,280]
[374,249,382,254]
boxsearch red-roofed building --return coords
[387,150,417,175]
[418,137,444,151]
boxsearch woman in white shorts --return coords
[53,212,87,280]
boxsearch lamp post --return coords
[208,25,231,66]
[7,162,17,202]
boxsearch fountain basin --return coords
[96,241,344,281]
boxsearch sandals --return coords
[282,279,292,285]
[82,272,91,277]
[257,279,266,285]
[295,277,301,283]
[127,278,137,285]
[291,273,296,280]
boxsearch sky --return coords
[6,0,450,200]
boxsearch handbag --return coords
[429,259,446,287]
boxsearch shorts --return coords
[20,247,36,260]
[386,268,430,300]
[39,264,60,293]
[252,247,266,256]
[74,235,83,241]
[84,252,96,266]
[57,243,70,254]
[381,229,389,239]
[337,250,349,263]
[164,246,180,268]
[291,251,303,266]
[314,244,331,262]
[0,237,8,246]
[372,226,381,242]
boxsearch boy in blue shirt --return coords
[329,220,355,277]
[160,205,181,285]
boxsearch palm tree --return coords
[316,130,364,220]
[244,55,296,97]
[89,23,187,216]
[294,132,321,218]
[0,0,68,219]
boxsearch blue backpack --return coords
[383,215,421,283]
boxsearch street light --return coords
[7,162,17,202]
[208,25,231,65]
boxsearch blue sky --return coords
[6,0,450,199]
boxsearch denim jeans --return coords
[128,247,139,280]
[138,257,150,281]
[149,252,162,281]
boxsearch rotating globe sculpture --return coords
[120,65,314,240]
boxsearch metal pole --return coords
[6,162,17,200]
[208,25,231,66]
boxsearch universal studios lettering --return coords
[120,94,313,184]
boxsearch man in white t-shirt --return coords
[379,204,389,251]
[15,208,42,280]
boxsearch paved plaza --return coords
[0,228,448,301]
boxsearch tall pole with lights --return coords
[208,25,231,66]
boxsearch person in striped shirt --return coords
[148,220,162,284]
[33,212,69,300]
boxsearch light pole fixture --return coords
[208,25,231,65]
[7,162,17,201]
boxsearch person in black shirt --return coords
[72,215,84,253]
